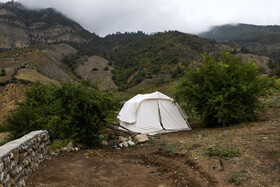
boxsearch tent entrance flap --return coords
[157,99,165,130]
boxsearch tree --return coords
[175,52,276,127]
[6,81,119,147]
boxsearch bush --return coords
[175,52,276,127]
[205,146,240,159]
[0,69,6,76]
[5,81,119,147]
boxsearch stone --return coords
[0,162,4,172]
[127,140,135,146]
[122,141,128,148]
[10,161,16,169]
[10,178,15,185]
[5,174,10,183]
[101,140,108,146]
[0,172,4,181]
[134,134,149,143]
[118,143,123,148]
[4,157,10,167]
[12,150,19,160]
[224,130,229,136]
[118,136,125,142]
[66,142,73,148]
[9,153,14,160]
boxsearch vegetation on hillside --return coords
[200,24,280,77]
[4,81,118,147]
[175,52,278,127]
[65,31,220,90]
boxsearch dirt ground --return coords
[27,147,216,187]
[23,95,280,187]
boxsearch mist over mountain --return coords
[0,1,97,48]
[1,1,277,91]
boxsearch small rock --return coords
[101,140,108,146]
[123,141,128,148]
[224,130,229,136]
[263,137,268,140]
[74,147,80,151]
[134,134,149,143]
[119,143,123,148]
[118,136,126,142]
[66,142,74,148]
[127,140,135,146]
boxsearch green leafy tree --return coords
[175,52,276,127]
[6,81,119,147]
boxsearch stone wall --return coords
[0,130,50,187]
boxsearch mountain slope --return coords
[0,1,98,48]
[68,31,222,89]
[199,23,280,74]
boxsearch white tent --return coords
[117,91,191,135]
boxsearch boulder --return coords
[134,134,149,143]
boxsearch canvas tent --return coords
[118,91,191,135]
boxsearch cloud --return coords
[1,0,280,36]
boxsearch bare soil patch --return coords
[75,56,117,91]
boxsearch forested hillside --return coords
[200,24,280,76]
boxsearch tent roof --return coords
[126,91,172,103]
[118,91,174,124]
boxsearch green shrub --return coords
[228,170,248,185]
[5,81,119,147]
[0,69,6,76]
[103,66,109,71]
[92,67,98,71]
[205,146,240,159]
[175,52,276,127]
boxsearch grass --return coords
[228,170,248,185]
[48,139,70,152]
[205,146,240,159]
[15,69,57,84]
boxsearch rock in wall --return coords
[0,130,50,187]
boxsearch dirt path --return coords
[27,147,216,187]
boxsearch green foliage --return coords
[69,31,220,90]
[92,67,98,71]
[5,81,119,147]
[0,69,6,76]
[175,52,276,127]
[48,139,70,152]
[228,170,248,185]
[62,54,81,71]
[103,66,109,71]
[205,146,240,159]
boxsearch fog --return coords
[2,0,280,36]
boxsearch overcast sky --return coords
[2,0,280,37]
